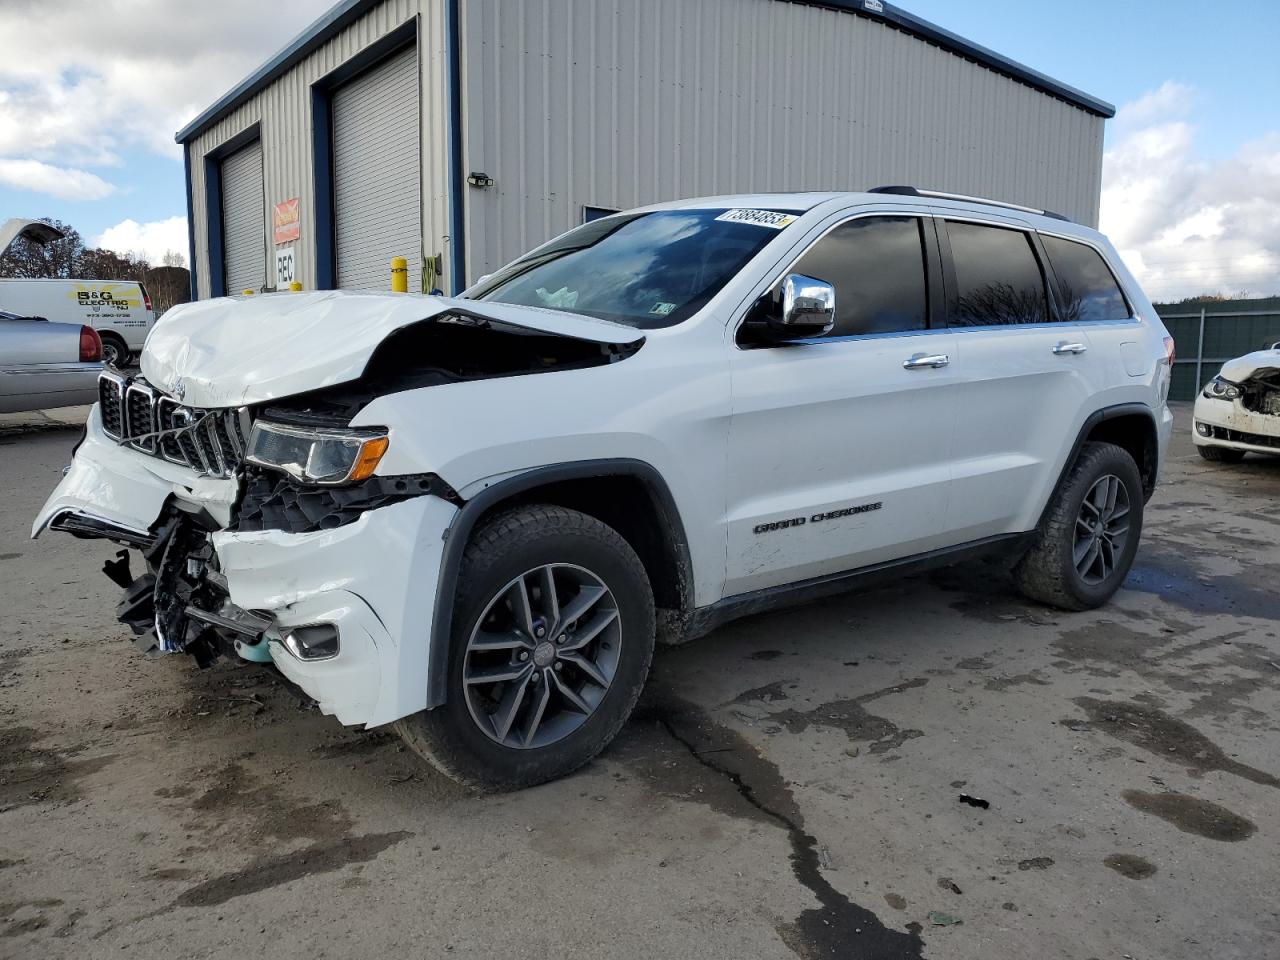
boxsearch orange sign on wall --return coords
[273,198,300,245]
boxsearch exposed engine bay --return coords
[1240,367,1280,417]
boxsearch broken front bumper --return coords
[1192,396,1280,455]
[33,404,460,727]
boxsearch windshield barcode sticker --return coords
[715,209,798,229]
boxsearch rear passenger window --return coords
[789,216,929,337]
[946,222,1049,326]
[1041,235,1130,322]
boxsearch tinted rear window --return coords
[946,222,1049,326]
[1041,235,1130,322]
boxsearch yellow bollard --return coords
[391,256,408,293]
[242,289,254,296]
[289,281,302,292]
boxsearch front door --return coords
[724,214,961,597]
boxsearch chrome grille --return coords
[97,372,247,479]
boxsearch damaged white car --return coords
[1193,343,1280,462]
[34,190,1174,788]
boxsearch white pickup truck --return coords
[34,188,1174,789]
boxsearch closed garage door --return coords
[221,140,265,294]
[333,44,421,291]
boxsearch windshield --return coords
[466,208,800,328]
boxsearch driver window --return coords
[789,216,930,338]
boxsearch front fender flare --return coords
[426,458,691,708]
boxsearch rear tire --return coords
[395,504,655,790]
[1015,441,1144,611]
[1197,444,1246,463]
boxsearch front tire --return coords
[396,504,655,789]
[1197,444,1246,463]
[1015,441,1144,611]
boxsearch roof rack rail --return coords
[867,185,1072,223]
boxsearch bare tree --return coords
[0,218,86,278]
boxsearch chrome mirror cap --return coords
[779,273,836,334]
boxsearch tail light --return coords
[79,325,102,362]
[1163,336,1176,365]
[142,287,153,312]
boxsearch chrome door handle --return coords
[903,353,950,369]
[1052,341,1088,355]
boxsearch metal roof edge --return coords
[174,0,381,144]
[176,0,1115,146]
[817,0,1115,117]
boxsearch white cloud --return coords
[0,1,330,171]
[1101,83,1280,302]
[0,158,115,200]
[93,217,189,265]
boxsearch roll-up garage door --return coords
[221,140,265,294]
[332,43,421,291]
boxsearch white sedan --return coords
[1192,342,1280,462]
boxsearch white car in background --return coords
[1192,342,1280,462]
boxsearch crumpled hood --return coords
[1219,349,1280,384]
[140,290,644,408]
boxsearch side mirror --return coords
[775,273,836,338]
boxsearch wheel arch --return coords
[1039,402,1159,531]
[97,328,128,359]
[427,459,693,708]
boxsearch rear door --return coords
[724,212,961,597]
[936,216,1101,541]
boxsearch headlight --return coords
[245,421,389,484]
[1202,376,1241,401]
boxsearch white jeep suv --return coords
[34,189,1175,787]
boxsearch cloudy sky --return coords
[0,0,1276,302]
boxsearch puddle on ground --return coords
[1104,853,1157,879]
[1125,557,1280,621]
[0,726,114,811]
[1070,698,1280,788]
[736,678,928,755]
[1122,789,1256,842]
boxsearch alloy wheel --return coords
[462,563,622,749]
[1073,474,1130,585]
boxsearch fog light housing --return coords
[1195,421,1212,437]
[283,624,340,661]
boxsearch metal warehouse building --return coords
[177,0,1114,300]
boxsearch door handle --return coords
[1052,341,1088,355]
[903,353,950,370]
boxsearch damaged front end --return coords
[108,506,272,666]
[33,290,645,726]
[1194,349,1280,454]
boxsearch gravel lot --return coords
[2,402,1278,960]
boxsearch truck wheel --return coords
[1197,445,1245,463]
[1014,441,1144,611]
[99,333,127,368]
[395,504,655,789]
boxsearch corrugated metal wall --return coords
[185,0,449,299]
[459,0,1105,280]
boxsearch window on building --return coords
[582,205,621,223]
[787,216,930,338]
[1041,234,1130,322]
[946,222,1049,326]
